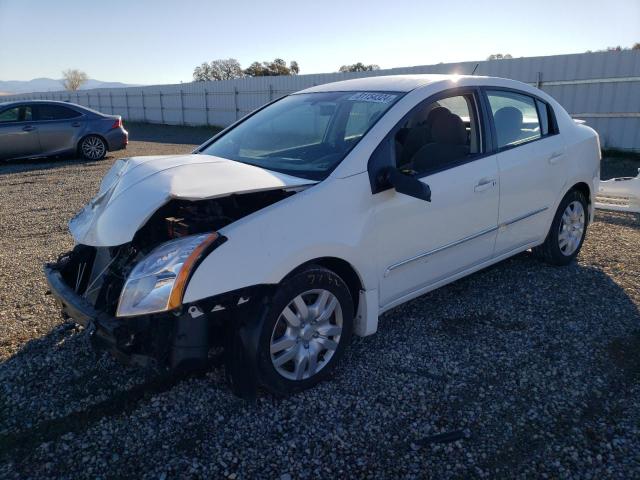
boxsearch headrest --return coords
[423,106,451,129]
[430,111,467,145]
[494,107,523,145]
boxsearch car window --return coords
[0,106,33,122]
[201,91,400,180]
[0,107,20,122]
[344,100,389,141]
[536,99,551,136]
[393,93,481,175]
[243,101,333,156]
[36,105,82,121]
[487,90,541,148]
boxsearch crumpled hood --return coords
[69,154,317,246]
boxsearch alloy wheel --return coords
[82,136,106,160]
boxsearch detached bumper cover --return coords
[596,170,640,214]
[44,263,159,367]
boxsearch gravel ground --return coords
[0,124,639,479]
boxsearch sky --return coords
[0,0,638,85]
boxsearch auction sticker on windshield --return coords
[348,92,397,103]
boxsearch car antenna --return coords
[471,63,479,75]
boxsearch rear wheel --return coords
[256,266,353,395]
[80,135,107,160]
[533,189,588,266]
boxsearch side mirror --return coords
[381,167,431,202]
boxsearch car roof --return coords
[0,99,79,107]
[0,99,108,116]
[296,74,535,94]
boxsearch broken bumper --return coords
[595,170,640,214]
[44,263,162,368]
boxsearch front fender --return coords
[183,172,377,303]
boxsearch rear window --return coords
[36,105,82,120]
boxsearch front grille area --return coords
[57,244,141,315]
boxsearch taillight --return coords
[111,117,122,129]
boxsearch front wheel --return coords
[80,135,107,160]
[256,266,354,395]
[533,189,589,266]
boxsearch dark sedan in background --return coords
[0,100,128,161]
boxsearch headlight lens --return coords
[116,232,219,317]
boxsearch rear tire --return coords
[79,135,107,160]
[256,266,353,395]
[533,189,588,266]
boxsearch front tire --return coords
[256,266,354,395]
[533,189,588,266]
[79,135,107,160]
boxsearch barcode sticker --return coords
[348,92,397,103]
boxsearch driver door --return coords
[371,89,500,308]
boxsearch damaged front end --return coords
[45,157,308,383]
[45,243,269,375]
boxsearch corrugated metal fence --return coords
[4,50,640,151]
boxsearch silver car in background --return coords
[0,100,128,161]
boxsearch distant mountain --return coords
[0,78,141,94]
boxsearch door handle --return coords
[474,178,497,192]
[71,122,81,127]
[22,125,36,132]
[548,151,564,165]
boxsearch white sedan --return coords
[45,74,600,396]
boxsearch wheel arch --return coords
[566,180,592,223]
[570,181,591,205]
[283,256,364,313]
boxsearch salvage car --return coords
[45,75,600,396]
[0,100,127,161]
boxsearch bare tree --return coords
[193,58,243,81]
[62,69,88,91]
[339,63,380,72]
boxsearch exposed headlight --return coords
[116,232,219,317]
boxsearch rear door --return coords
[33,104,84,155]
[484,89,567,256]
[0,105,41,160]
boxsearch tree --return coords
[192,58,243,81]
[486,53,513,60]
[587,43,640,53]
[243,58,300,77]
[243,61,266,77]
[62,69,88,91]
[339,62,380,72]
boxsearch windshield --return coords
[200,91,401,180]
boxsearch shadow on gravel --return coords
[0,322,226,463]
[596,210,640,228]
